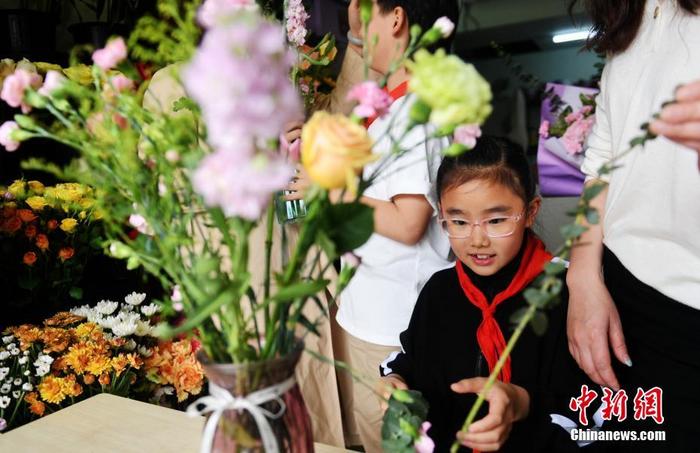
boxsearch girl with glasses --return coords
[379,136,596,452]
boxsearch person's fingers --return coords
[456,431,506,452]
[658,100,700,124]
[608,308,632,367]
[450,377,487,395]
[650,120,700,142]
[590,336,620,391]
[578,344,606,387]
[467,397,508,434]
[286,130,302,143]
[676,80,700,102]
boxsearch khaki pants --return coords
[335,326,400,453]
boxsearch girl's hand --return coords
[451,378,530,452]
[284,164,311,201]
[283,121,303,145]
[378,374,408,411]
[650,80,700,169]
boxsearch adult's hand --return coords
[650,80,700,169]
[348,0,363,37]
[566,274,630,391]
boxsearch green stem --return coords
[449,303,538,453]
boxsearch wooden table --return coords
[0,394,350,452]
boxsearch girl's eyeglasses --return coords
[439,212,524,239]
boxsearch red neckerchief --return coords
[456,234,553,384]
[364,81,409,129]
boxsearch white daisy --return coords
[124,292,147,306]
[140,303,160,317]
[95,300,119,315]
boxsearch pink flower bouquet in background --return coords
[537,83,599,197]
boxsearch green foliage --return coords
[128,0,203,69]
[381,389,430,453]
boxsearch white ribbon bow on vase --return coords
[187,375,297,453]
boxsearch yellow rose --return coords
[27,180,45,194]
[59,218,78,233]
[26,196,48,211]
[8,180,26,198]
[54,183,85,202]
[301,111,376,194]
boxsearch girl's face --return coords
[439,178,540,276]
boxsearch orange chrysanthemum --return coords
[7,325,42,350]
[24,392,46,417]
[44,312,85,328]
[41,327,72,353]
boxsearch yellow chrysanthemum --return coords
[73,322,101,339]
[38,376,68,404]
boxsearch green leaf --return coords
[530,311,549,336]
[523,288,550,308]
[315,230,338,261]
[509,307,529,325]
[321,202,374,254]
[544,260,567,276]
[172,96,199,114]
[629,136,646,148]
[270,279,330,303]
[582,183,606,201]
[297,314,321,337]
[560,223,587,240]
[392,389,415,404]
[585,207,600,225]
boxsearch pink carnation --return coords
[414,421,435,453]
[38,70,66,97]
[342,252,361,268]
[561,116,595,155]
[0,121,20,152]
[454,124,482,149]
[92,37,128,70]
[0,69,42,113]
[347,81,392,119]
[110,74,134,92]
[539,120,550,139]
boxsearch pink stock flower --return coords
[286,0,310,47]
[0,121,20,152]
[198,0,257,28]
[0,69,42,113]
[539,120,550,139]
[183,14,301,151]
[38,70,66,97]
[414,421,435,453]
[347,81,392,119]
[110,74,134,92]
[193,150,294,220]
[92,37,128,70]
[454,124,482,149]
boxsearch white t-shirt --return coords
[581,0,700,308]
[336,93,453,346]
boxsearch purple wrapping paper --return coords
[537,83,599,197]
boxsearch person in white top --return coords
[567,1,700,450]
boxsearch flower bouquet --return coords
[537,82,599,197]
[0,291,203,433]
[0,179,104,326]
[0,0,492,450]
